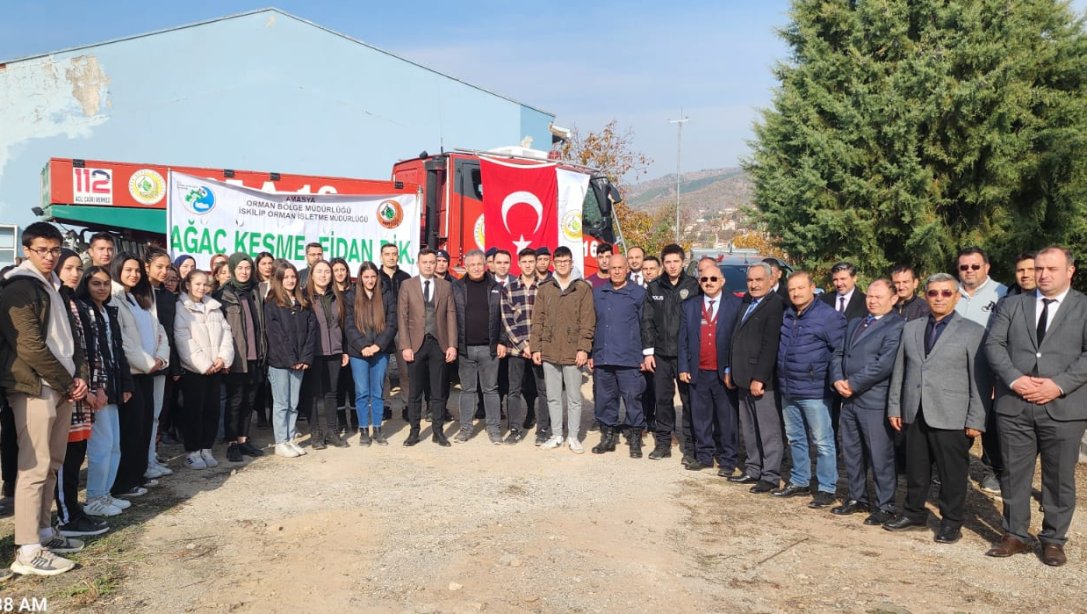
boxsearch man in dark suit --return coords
[397,248,458,446]
[829,279,904,526]
[984,246,1087,567]
[821,261,867,320]
[761,258,790,302]
[726,262,785,491]
[884,273,988,544]
[678,265,743,473]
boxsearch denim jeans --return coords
[542,362,583,440]
[781,396,838,493]
[86,404,120,499]
[148,374,165,465]
[350,354,388,428]
[458,345,500,435]
[268,367,304,444]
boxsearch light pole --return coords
[668,112,688,243]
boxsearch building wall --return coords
[0,9,554,232]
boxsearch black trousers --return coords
[652,355,693,454]
[690,370,738,468]
[114,374,153,495]
[224,362,262,441]
[159,375,180,434]
[902,411,972,528]
[55,439,87,525]
[0,396,17,497]
[181,371,222,452]
[337,363,355,429]
[507,355,547,436]
[306,355,342,437]
[408,337,448,428]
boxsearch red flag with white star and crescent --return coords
[480,157,558,275]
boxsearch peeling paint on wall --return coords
[0,54,111,187]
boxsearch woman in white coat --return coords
[174,270,234,469]
[109,254,170,498]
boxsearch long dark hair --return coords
[352,262,385,335]
[268,261,308,309]
[75,265,113,305]
[110,253,153,310]
[330,257,351,292]
[255,251,275,282]
[306,259,345,328]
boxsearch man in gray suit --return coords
[984,246,1087,567]
[884,273,988,544]
[829,279,904,526]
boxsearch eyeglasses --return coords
[26,247,62,258]
[553,258,572,264]
[700,276,720,283]
[927,289,955,298]
[959,264,982,271]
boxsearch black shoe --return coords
[227,443,243,462]
[864,510,894,526]
[728,473,759,484]
[883,515,928,532]
[808,491,836,509]
[628,428,643,458]
[358,428,372,447]
[403,430,421,446]
[311,434,327,450]
[504,430,526,445]
[372,427,388,446]
[934,524,962,544]
[772,484,810,498]
[238,442,264,457]
[681,454,697,468]
[327,432,349,448]
[58,515,109,537]
[591,428,617,454]
[831,500,870,516]
[717,467,738,479]
[647,444,671,460]
[750,480,778,493]
[433,431,451,447]
[685,459,710,471]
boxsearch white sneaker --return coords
[143,465,166,479]
[106,495,132,510]
[185,452,207,470]
[200,449,219,468]
[567,437,584,454]
[275,443,300,458]
[117,486,147,498]
[541,435,564,450]
[83,496,122,517]
[10,547,74,576]
[41,530,84,554]
[152,461,173,476]
[288,441,307,456]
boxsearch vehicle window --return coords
[583,186,604,233]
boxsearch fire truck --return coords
[39,148,622,275]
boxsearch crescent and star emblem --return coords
[501,191,544,253]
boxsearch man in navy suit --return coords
[829,279,904,525]
[679,265,742,474]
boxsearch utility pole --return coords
[668,112,688,243]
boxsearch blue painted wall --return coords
[0,9,554,233]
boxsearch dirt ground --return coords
[1,384,1085,613]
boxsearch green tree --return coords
[745,0,1087,286]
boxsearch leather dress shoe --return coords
[717,467,738,479]
[681,454,697,468]
[1041,543,1067,567]
[729,473,759,485]
[685,459,710,471]
[985,534,1032,558]
[831,500,870,516]
[750,480,777,494]
[647,445,671,460]
[882,515,928,532]
[772,484,810,498]
[934,524,962,544]
[864,510,894,526]
[403,430,421,447]
[432,432,451,447]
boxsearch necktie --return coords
[925,320,941,356]
[838,296,846,313]
[853,315,875,343]
[424,280,431,303]
[742,299,759,323]
[1037,298,1055,345]
[706,299,716,322]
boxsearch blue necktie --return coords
[742,299,759,323]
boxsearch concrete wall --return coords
[0,9,554,231]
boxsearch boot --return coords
[592,427,616,454]
[648,441,671,460]
[327,431,349,448]
[372,427,388,446]
[403,428,421,446]
[358,427,372,447]
[628,428,643,458]
[311,429,327,450]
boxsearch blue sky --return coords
[2,1,1084,182]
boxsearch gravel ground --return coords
[1,386,1084,612]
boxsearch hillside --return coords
[624,167,755,245]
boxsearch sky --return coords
[0,0,795,182]
[2,1,1085,183]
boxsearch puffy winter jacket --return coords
[263,299,318,369]
[530,276,595,365]
[111,282,171,375]
[175,293,235,374]
[776,298,846,399]
[343,287,398,355]
[641,272,700,358]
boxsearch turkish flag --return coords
[481,157,558,275]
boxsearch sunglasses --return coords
[959,264,982,271]
[700,276,720,283]
[927,289,955,298]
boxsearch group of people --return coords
[0,221,1082,578]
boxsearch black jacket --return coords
[154,285,181,376]
[215,284,266,373]
[730,292,785,390]
[76,299,134,405]
[641,272,700,358]
[343,288,399,355]
[381,267,412,302]
[820,289,867,320]
[452,275,504,355]
[263,300,318,369]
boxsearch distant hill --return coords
[625,167,753,215]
